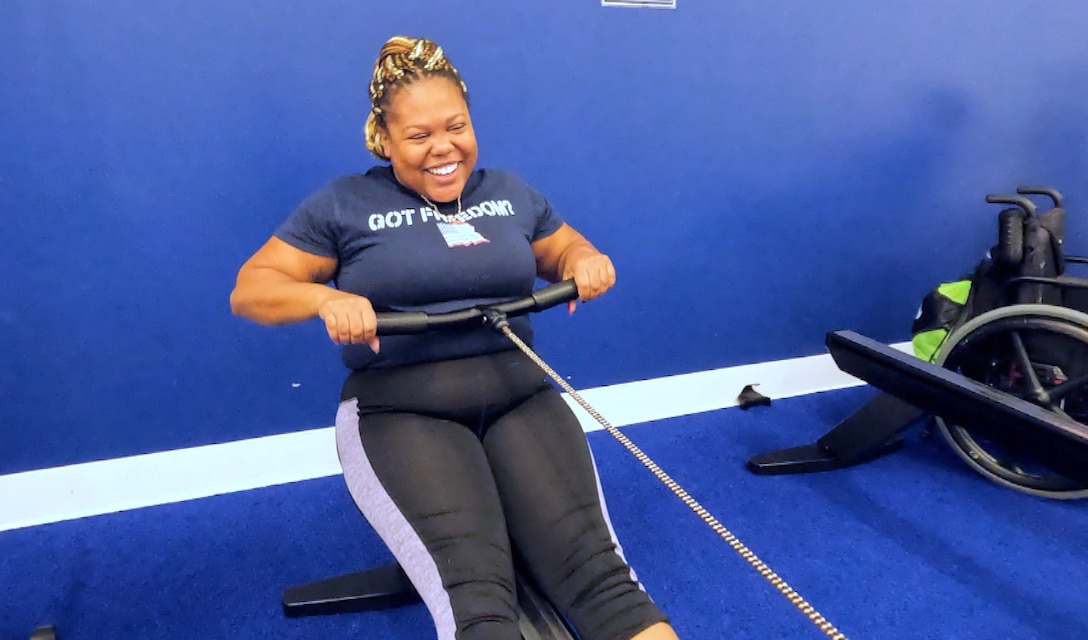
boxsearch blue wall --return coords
[4,0,1088,473]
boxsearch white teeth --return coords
[427,163,458,176]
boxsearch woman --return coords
[231,35,680,640]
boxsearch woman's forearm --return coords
[230,268,340,325]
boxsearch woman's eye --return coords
[449,124,465,132]
[410,133,428,140]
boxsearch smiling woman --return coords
[229,35,677,640]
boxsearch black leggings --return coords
[335,349,668,640]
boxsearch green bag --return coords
[911,280,972,362]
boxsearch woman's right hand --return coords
[317,291,381,352]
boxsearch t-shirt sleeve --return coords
[273,183,340,258]
[527,185,565,242]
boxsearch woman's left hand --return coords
[563,252,616,313]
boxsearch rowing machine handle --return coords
[373,279,579,336]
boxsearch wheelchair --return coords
[750,186,1088,500]
[929,186,1088,498]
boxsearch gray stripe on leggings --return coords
[585,444,647,593]
[335,398,457,640]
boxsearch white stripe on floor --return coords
[0,343,910,532]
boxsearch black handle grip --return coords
[529,279,579,311]
[985,194,1036,215]
[996,207,1025,266]
[1016,185,1063,208]
[374,311,431,336]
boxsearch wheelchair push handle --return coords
[986,193,1036,215]
[374,279,579,336]
[1017,185,1063,209]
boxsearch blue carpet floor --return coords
[3,386,1087,639]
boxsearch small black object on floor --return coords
[737,384,771,410]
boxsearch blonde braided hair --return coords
[364,36,469,160]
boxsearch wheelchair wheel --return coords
[933,304,1088,499]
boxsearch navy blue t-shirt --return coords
[275,165,565,370]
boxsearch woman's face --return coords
[379,76,478,204]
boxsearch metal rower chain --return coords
[499,326,848,640]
